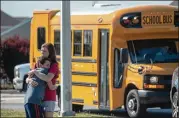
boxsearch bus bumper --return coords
[138,90,170,104]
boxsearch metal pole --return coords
[60,1,75,117]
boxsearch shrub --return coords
[1,35,29,82]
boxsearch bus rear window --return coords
[37,27,45,50]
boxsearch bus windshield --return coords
[127,39,179,64]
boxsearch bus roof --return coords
[50,5,177,25]
[56,4,175,16]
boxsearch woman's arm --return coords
[26,69,35,84]
[25,62,39,87]
[26,77,31,83]
[47,81,57,90]
[26,75,38,87]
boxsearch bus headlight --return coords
[150,76,158,84]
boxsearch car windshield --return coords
[127,39,179,64]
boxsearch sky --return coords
[1,1,173,17]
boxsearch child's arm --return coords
[28,69,54,82]
[47,81,57,90]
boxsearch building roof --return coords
[15,17,30,22]
[170,0,178,6]
[1,18,31,36]
[1,10,20,26]
[1,26,13,33]
[1,10,31,35]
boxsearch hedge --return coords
[1,35,29,82]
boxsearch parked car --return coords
[170,67,178,118]
[13,63,30,92]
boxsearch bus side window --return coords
[54,30,60,55]
[37,27,45,50]
[83,30,92,57]
[73,30,82,56]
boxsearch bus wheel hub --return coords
[128,99,135,110]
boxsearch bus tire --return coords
[126,89,147,118]
[172,92,178,118]
[72,104,83,112]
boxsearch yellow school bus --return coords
[29,5,179,118]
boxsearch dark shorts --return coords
[24,103,44,118]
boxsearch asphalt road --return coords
[1,90,172,118]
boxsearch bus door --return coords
[99,29,110,109]
[109,47,127,110]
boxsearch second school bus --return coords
[29,5,179,118]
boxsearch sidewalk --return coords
[0,89,96,111]
[0,89,22,94]
[1,93,25,98]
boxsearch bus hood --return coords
[129,63,178,75]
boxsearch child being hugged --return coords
[24,57,54,118]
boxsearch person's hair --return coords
[39,57,51,65]
[41,43,57,63]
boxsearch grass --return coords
[1,109,26,117]
[1,109,109,117]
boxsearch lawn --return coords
[1,109,109,117]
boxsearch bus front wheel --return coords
[126,89,147,118]
[172,92,178,118]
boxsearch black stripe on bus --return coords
[72,98,84,103]
[72,58,97,63]
[72,82,97,87]
[57,71,97,76]
[56,57,97,63]
[72,72,97,76]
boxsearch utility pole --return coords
[92,1,98,6]
[60,1,75,117]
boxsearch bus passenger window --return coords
[37,27,45,50]
[73,30,82,56]
[54,30,60,55]
[83,30,92,56]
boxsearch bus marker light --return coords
[144,84,164,89]
[132,16,140,24]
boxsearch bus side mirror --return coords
[120,48,128,63]
[144,54,151,60]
